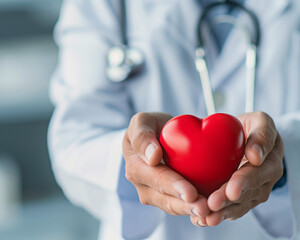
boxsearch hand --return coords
[123,112,210,218]
[190,112,284,227]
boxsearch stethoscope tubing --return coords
[108,0,261,115]
[195,0,261,115]
[197,0,261,48]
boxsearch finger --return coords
[126,155,199,203]
[138,186,210,217]
[204,210,225,226]
[242,112,277,166]
[230,182,272,204]
[207,182,229,212]
[222,200,259,221]
[190,215,207,227]
[127,113,163,165]
[205,199,258,226]
[225,158,279,201]
[208,177,275,212]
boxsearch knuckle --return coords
[124,162,137,184]
[227,216,238,221]
[276,162,284,180]
[234,172,250,189]
[255,111,273,124]
[154,168,169,194]
[131,131,150,152]
[269,155,284,181]
[137,188,150,206]
[190,217,198,226]
[255,128,276,151]
[258,187,270,203]
[254,111,268,121]
[123,130,129,144]
[254,111,276,133]
[131,112,155,129]
[277,134,284,150]
[131,112,148,125]
[125,170,133,183]
[163,197,178,215]
[261,128,273,142]
[251,199,259,208]
[261,194,269,203]
[139,196,149,206]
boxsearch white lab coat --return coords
[48,0,300,239]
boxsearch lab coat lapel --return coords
[210,0,291,90]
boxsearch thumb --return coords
[245,127,277,166]
[238,112,277,166]
[127,113,163,166]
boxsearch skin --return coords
[123,111,284,227]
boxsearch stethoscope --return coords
[106,0,261,115]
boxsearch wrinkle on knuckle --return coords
[277,135,284,154]
[163,197,177,215]
[244,200,253,210]
[256,129,275,152]
[172,178,186,193]
[255,112,269,123]
[255,112,274,127]
[240,189,254,202]
[261,194,270,203]
[234,172,250,190]
[258,185,271,203]
[275,163,284,181]
[125,163,134,182]
[131,112,148,125]
[227,214,239,221]
[267,157,284,182]
[190,217,198,226]
[155,167,169,194]
[131,131,151,153]
[138,189,150,206]
[139,196,149,206]
[125,171,133,183]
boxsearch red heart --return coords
[159,113,245,198]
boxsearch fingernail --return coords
[252,144,263,164]
[192,208,201,217]
[179,193,187,202]
[174,181,188,202]
[145,143,156,163]
[198,220,207,227]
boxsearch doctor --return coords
[48,0,300,239]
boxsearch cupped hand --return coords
[123,112,210,218]
[190,112,284,227]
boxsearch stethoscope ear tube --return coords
[195,47,217,116]
[245,44,257,113]
[197,1,261,49]
[195,1,261,115]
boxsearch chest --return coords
[125,0,300,117]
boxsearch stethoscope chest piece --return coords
[106,46,145,83]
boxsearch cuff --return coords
[272,157,287,191]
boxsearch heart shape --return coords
[159,113,245,197]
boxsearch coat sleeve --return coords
[48,0,132,233]
[271,20,300,239]
[275,113,300,239]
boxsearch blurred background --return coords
[0,0,99,239]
